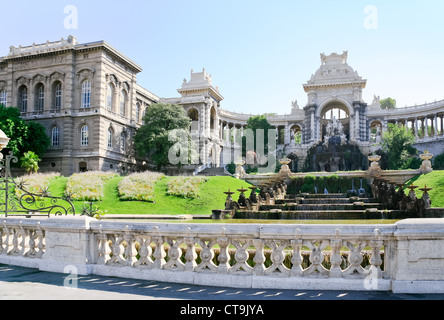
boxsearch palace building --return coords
[0,37,443,175]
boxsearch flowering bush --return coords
[118,171,164,202]
[65,171,118,201]
[167,176,207,199]
[15,172,61,198]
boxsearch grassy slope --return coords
[404,170,444,208]
[48,176,253,216]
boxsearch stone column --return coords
[414,118,419,139]
[434,114,438,137]
[354,104,360,141]
[310,107,315,143]
[424,116,429,138]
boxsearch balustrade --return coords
[90,222,391,281]
[1,217,444,293]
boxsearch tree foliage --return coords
[380,97,396,109]
[381,123,417,170]
[20,151,40,174]
[0,105,50,164]
[242,115,275,159]
[134,103,193,170]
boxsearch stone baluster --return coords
[290,238,304,277]
[217,229,230,274]
[330,229,343,278]
[164,238,185,270]
[184,227,198,271]
[252,239,266,275]
[124,226,137,266]
[133,236,153,268]
[369,229,384,279]
[152,235,166,269]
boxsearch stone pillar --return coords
[356,109,360,141]
[40,216,96,275]
[310,107,315,143]
[414,118,419,139]
[434,114,438,137]
[424,116,429,138]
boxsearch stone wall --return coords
[1,216,444,293]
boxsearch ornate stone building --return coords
[0,37,443,175]
[0,36,158,175]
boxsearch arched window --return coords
[51,126,60,146]
[135,103,140,123]
[81,80,91,108]
[35,84,45,111]
[107,83,114,111]
[0,90,7,107]
[18,86,28,113]
[54,82,62,110]
[107,128,113,148]
[119,90,127,116]
[120,132,126,151]
[80,125,89,146]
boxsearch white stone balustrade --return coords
[1,217,444,293]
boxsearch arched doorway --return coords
[320,101,351,145]
[290,125,302,145]
[187,108,199,132]
[370,120,383,144]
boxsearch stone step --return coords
[259,203,384,211]
[278,198,377,204]
[235,209,416,220]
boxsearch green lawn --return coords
[48,175,253,216]
[404,170,444,208]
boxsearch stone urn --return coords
[419,151,433,174]
[279,158,292,177]
[367,155,382,178]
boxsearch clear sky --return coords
[2,0,444,115]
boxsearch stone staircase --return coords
[234,192,415,220]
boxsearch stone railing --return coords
[1,216,444,294]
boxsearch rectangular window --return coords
[81,80,91,108]
[55,83,62,109]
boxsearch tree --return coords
[134,103,193,170]
[380,97,396,109]
[381,123,417,170]
[20,151,40,174]
[0,105,50,164]
[242,115,275,159]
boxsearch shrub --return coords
[118,171,164,202]
[66,171,118,201]
[167,176,208,199]
[15,172,61,198]
[434,152,444,170]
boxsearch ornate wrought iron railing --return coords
[0,151,75,217]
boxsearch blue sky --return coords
[2,0,444,114]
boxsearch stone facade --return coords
[0,38,443,175]
[0,36,158,176]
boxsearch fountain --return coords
[304,118,367,172]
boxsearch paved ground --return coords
[1,264,443,301]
